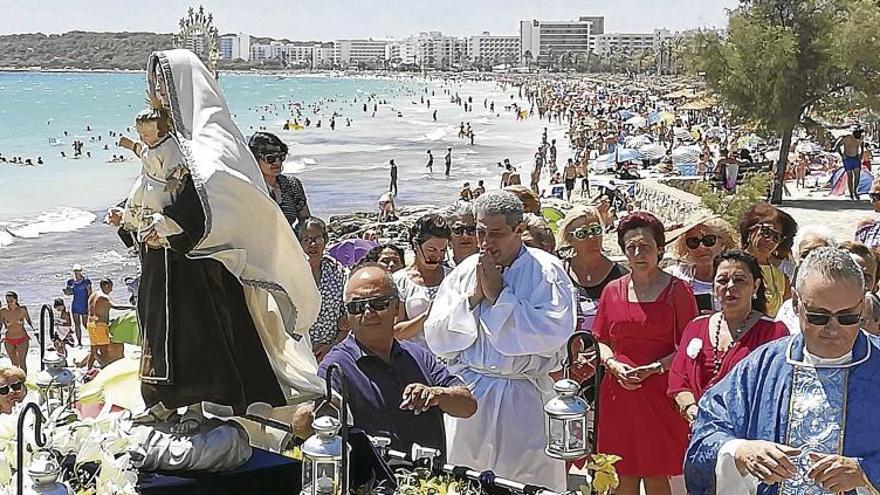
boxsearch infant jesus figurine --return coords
[118,98,205,434]
[118,96,188,247]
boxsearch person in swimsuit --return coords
[0,291,34,373]
[78,279,133,369]
[52,298,75,358]
[836,128,865,201]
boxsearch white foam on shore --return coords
[4,207,97,240]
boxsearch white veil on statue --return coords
[147,49,323,401]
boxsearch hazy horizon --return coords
[1,0,736,41]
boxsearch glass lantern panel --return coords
[315,461,339,495]
[548,417,565,453]
[567,417,586,451]
[302,458,314,490]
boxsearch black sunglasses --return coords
[346,295,395,315]
[752,224,782,243]
[799,300,862,326]
[0,382,23,396]
[451,225,477,236]
[685,234,718,249]
[261,152,287,164]
[870,193,880,201]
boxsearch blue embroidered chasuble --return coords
[684,332,880,495]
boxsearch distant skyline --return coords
[0,0,737,40]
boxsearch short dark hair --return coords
[5,291,17,301]
[617,212,665,251]
[100,278,113,289]
[714,250,768,314]
[408,214,451,245]
[248,132,288,156]
[364,243,405,264]
[53,298,64,308]
[294,217,329,243]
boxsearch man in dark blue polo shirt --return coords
[294,263,476,455]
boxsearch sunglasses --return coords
[571,225,603,240]
[0,382,23,396]
[346,295,395,315]
[799,301,862,326]
[870,193,880,201]
[685,234,718,249]
[451,225,477,236]
[752,224,782,243]
[261,152,287,164]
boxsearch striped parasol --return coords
[625,134,652,148]
[673,127,692,141]
[638,143,667,160]
[672,145,702,165]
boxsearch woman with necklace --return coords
[668,250,788,425]
[739,203,793,317]
[556,207,627,332]
[593,212,698,495]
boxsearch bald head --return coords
[345,263,398,302]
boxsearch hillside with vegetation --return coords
[0,31,176,70]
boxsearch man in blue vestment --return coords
[685,247,880,495]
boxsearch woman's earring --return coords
[752,292,758,300]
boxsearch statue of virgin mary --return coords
[125,49,323,430]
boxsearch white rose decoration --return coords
[686,338,703,359]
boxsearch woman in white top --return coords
[393,214,451,348]
[666,215,738,313]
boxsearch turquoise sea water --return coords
[0,71,565,306]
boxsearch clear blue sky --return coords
[1,0,737,40]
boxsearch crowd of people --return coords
[4,70,880,494]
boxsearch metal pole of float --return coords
[382,448,565,495]
[39,304,54,370]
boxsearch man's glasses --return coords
[346,295,395,315]
[571,225,603,240]
[870,192,880,202]
[261,152,287,164]
[685,234,718,249]
[752,223,782,243]
[799,301,862,326]
[451,225,477,236]
[0,382,23,396]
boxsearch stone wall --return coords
[632,179,710,226]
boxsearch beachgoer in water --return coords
[444,147,452,177]
[0,292,34,373]
[426,150,433,175]
[64,264,91,346]
[473,180,485,198]
[460,182,474,202]
[389,159,398,196]
[378,191,397,222]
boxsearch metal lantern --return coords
[34,351,75,414]
[301,363,349,495]
[301,415,345,495]
[26,450,73,495]
[544,331,601,460]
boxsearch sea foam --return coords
[4,207,97,240]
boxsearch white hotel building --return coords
[469,32,520,66]
[219,33,252,61]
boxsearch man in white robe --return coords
[425,190,575,490]
[685,247,880,495]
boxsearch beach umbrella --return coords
[596,147,641,165]
[737,134,765,149]
[617,109,634,120]
[625,135,652,148]
[659,111,676,124]
[829,166,873,195]
[647,111,661,125]
[672,145,702,165]
[328,238,377,268]
[673,127,692,141]
[795,141,823,154]
[638,143,667,160]
[625,116,647,128]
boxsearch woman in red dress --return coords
[593,212,698,495]
[668,250,789,424]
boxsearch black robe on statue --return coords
[137,176,286,414]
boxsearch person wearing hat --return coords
[64,263,91,346]
[665,213,738,313]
